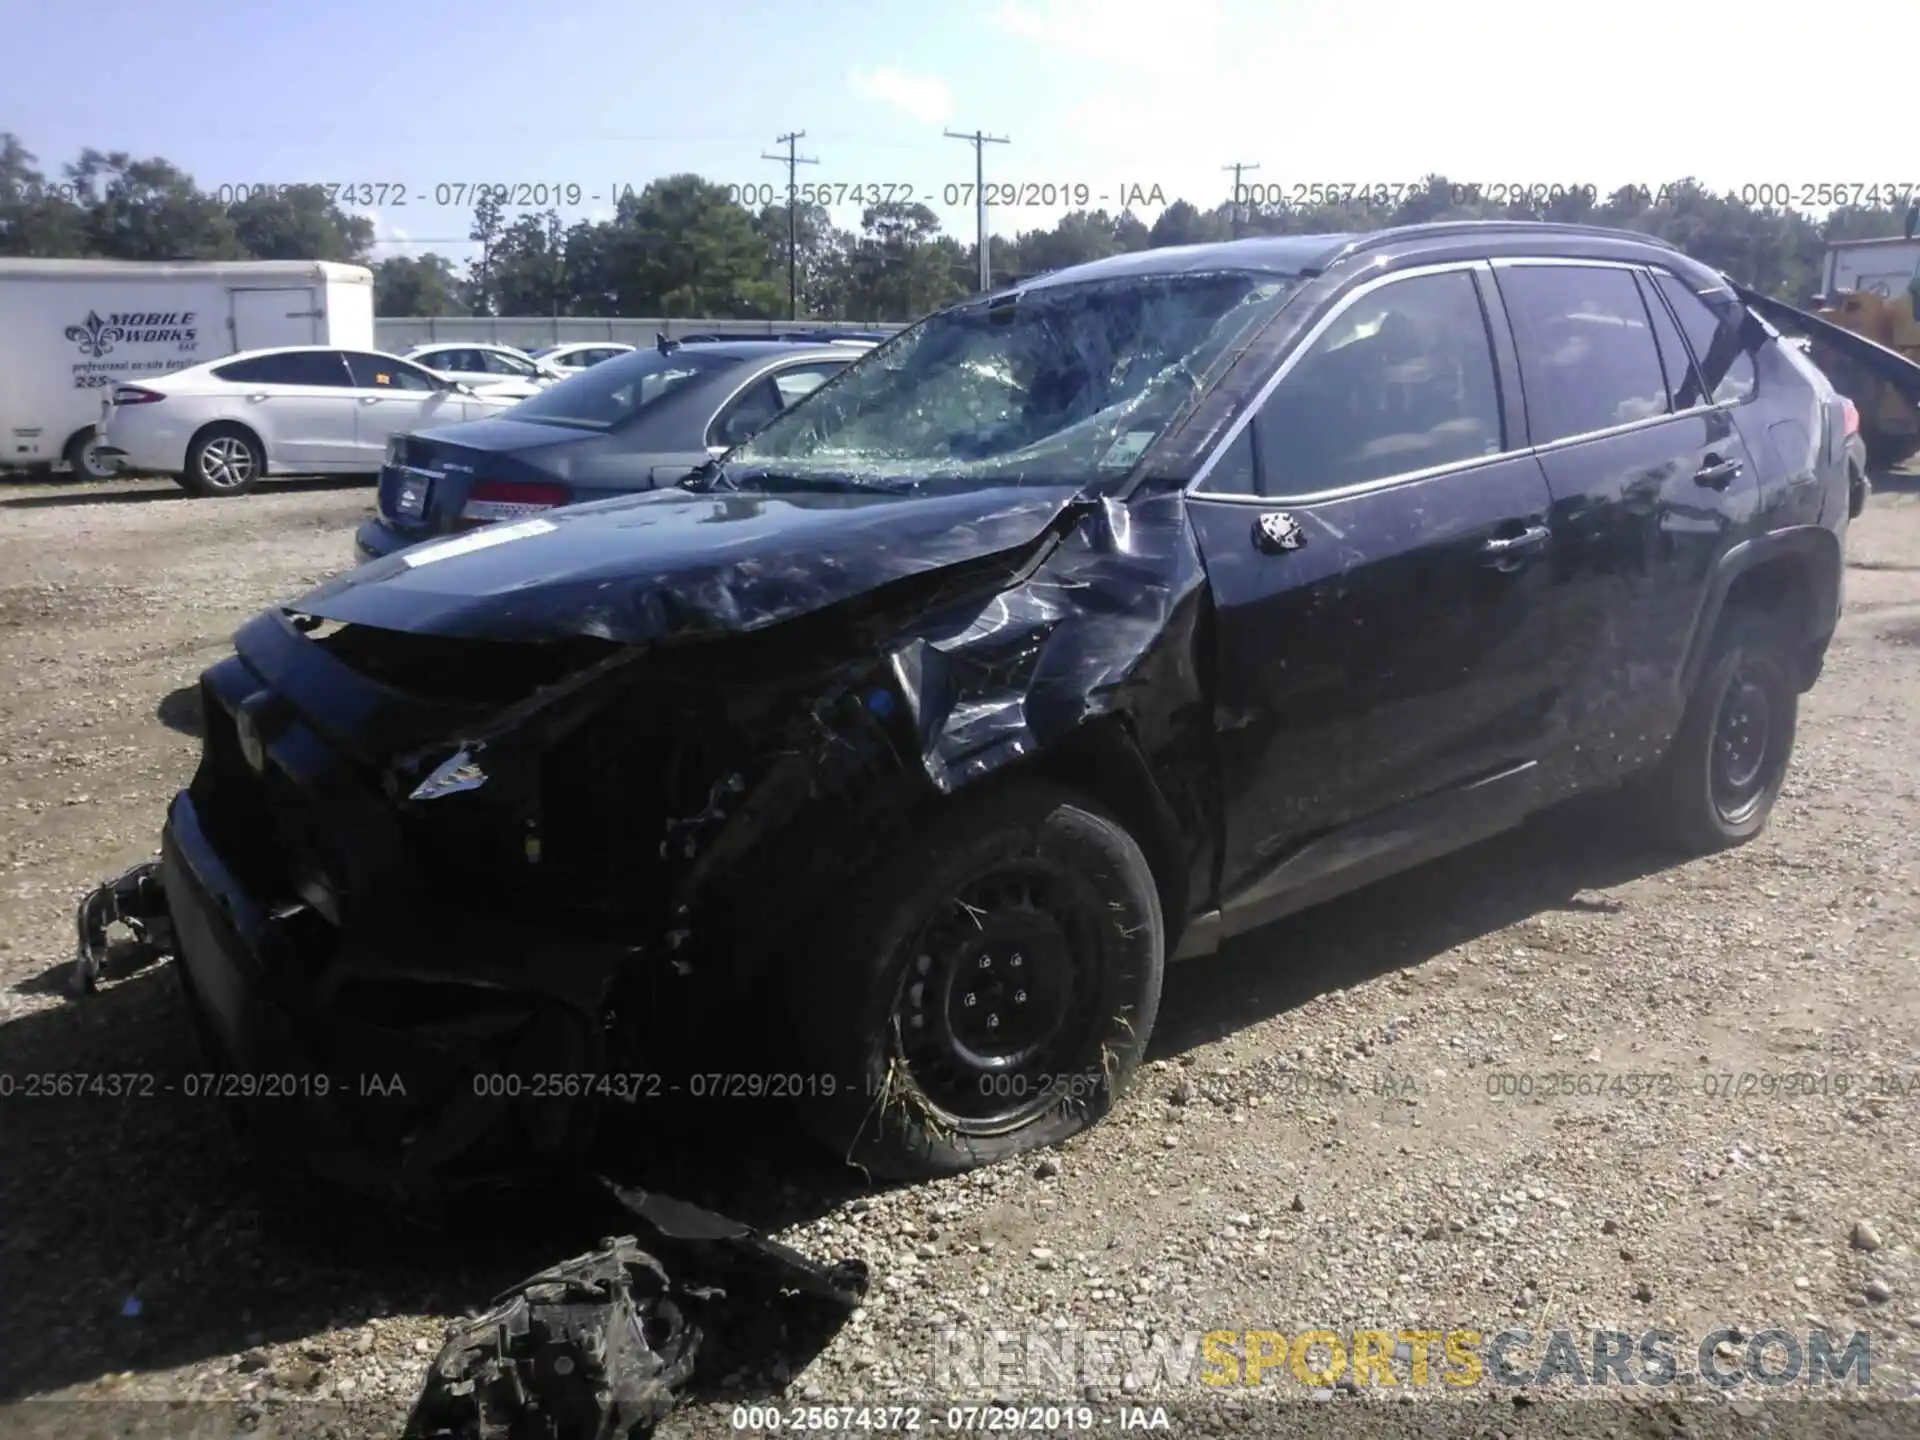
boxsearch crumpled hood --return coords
[295,482,1086,644]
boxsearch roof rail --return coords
[1321,219,1682,270]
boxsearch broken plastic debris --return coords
[409,746,488,801]
[119,1296,141,1318]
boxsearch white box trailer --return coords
[0,258,375,478]
[1820,237,1920,301]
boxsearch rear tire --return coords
[179,425,264,497]
[62,428,118,482]
[1637,610,1799,855]
[782,780,1165,1181]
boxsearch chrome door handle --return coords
[1480,524,1551,569]
[246,393,269,402]
[359,396,384,405]
[1694,455,1742,489]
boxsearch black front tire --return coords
[783,780,1165,1181]
[1638,610,1799,854]
[179,425,264,497]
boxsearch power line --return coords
[944,129,1011,292]
[763,130,820,321]
[1223,161,1260,237]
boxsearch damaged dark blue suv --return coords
[140,222,1876,1200]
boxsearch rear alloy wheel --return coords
[63,428,118,482]
[785,781,1165,1180]
[1638,610,1798,854]
[181,426,264,497]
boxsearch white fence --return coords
[372,316,907,349]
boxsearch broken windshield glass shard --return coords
[410,746,488,800]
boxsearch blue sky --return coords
[6,0,1918,265]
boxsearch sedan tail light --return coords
[110,385,165,405]
[1841,396,1860,437]
[457,480,571,528]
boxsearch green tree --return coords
[0,133,90,256]
[374,254,467,317]
[845,202,965,320]
[1148,199,1230,249]
[466,190,506,315]
[67,149,243,260]
[608,174,780,317]
[227,183,374,263]
[489,210,570,315]
[753,199,845,317]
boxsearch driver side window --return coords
[1251,269,1505,498]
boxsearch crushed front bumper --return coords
[158,787,636,1204]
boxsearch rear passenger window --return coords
[212,351,350,387]
[1497,265,1668,444]
[1652,272,1756,406]
[1252,269,1504,494]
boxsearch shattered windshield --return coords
[720,272,1302,493]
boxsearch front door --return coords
[1184,263,1558,926]
[342,352,464,467]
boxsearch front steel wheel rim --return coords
[890,864,1099,1133]
[199,437,254,488]
[1711,666,1772,822]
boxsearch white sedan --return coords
[529,341,636,374]
[402,342,567,399]
[96,346,521,497]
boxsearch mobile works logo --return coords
[65,310,123,358]
[64,310,199,358]
[933,1326,1873,1392]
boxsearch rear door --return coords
[1648,269,1812,519]
[228,288,320,350]
[342,352,466,467]
[214,350,360,466]
[1488,259,1763,789]
[1184,262,1559,920]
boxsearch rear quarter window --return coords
[1651,271,1756,406]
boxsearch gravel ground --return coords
[1,468,1917,1437]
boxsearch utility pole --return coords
[945,128,1010,292]
[1223,161,1260,237]
[763,131,819,320]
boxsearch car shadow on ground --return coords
[155,684,203,740]
[0,476,370,511]
[0,791,1684,1402]
[1152,792,1677,1055]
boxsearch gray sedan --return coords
[355,339,870,561]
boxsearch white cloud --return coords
[367,209,418,258]
[987,0,1223,77]
[849,66,955,126]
